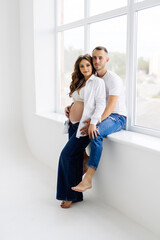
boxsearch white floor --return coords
[0,124,160,240]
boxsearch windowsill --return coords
[36,112,160,154]
[108,130,160,153]
[35,112,66,123]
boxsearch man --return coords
[71,46,127,192]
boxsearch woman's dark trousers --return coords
[56,122,90,202]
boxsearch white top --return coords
[102,70,127,116]
[76,74,106,138]
[72,87,84,102]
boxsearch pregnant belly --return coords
[69,101,84,123]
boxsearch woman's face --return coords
[79,59,93,79]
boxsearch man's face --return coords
[92,49,109,72]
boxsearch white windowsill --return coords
[108,130,160,153]
[36,112,160,154]
[35,112,66,123]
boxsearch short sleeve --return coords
[109,75,123,96]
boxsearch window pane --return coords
[57,0,84,25]
[89,0,127,16]
[135,6,160,130]
[58,27,84,110]
[90,16,127,82]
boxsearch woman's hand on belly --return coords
[69,101,84,123]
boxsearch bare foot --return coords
[71,179,92,192]
[60,201,72,208]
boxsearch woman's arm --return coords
[90,78,106,125]
[88,78,106,139]
[81,95,119,136]
[65,102,74,118]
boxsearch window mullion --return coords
[55,0,59,112]
[134,0,160,11]
[84,0,89,53]
[126,0,137,130]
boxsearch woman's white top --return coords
[76,74,106,138]
[72,87,84,102]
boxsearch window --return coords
[90,16,127,82]
[89,0,127,16]
[128,0,160,137]
[57,0,84,25]
[55,0,160,137]
[135,6,160,131]
[57,27,84,109]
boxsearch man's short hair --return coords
[92,46,108,54]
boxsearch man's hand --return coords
[80,120,91,135]
[88,124,100,139]
[65,105,71,118]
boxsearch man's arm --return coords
[101,95,119,121]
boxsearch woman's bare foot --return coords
[71,178,92,192]
[60,201,72,208]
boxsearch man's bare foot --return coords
[71,179,92,192]
[60,201,72,208]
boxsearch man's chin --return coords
[95,67,101,71]
[94,66,100,70]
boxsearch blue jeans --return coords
[88,113,126,169]
[56,114,126,201]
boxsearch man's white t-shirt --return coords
[102,70,127,116]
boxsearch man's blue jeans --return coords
[88,113,126,169]
[56,114,126,202]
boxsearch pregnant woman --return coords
[65,67,91,174]
[56,54,106,208]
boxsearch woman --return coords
[56,54,106,208]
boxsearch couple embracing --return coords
[56,46,127,208]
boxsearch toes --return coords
[60,201,72,208]
[71,186,84,192]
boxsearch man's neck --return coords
[97,68,107,78]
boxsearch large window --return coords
[55,0,160,137]
[135,6,160,131]
[57,0,84,25]
[90,16,127,82]
[57,27,84,108]
[89,0,127,15]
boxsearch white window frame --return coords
[126,0,160,138]
[54,0,160,138]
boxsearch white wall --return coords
[19,0,66,168]
[0,0,22,126]
[95,140,160,237]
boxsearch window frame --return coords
[126,0,160,138]
[54,0,160,138]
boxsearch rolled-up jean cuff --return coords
[88,164,97,170]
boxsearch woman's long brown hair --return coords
[69,54,95,97]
